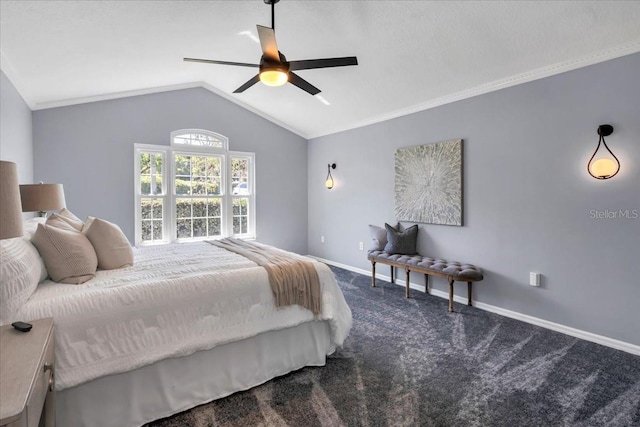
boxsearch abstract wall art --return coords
[394,139,463,226]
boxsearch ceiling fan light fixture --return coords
[259,68,288,87]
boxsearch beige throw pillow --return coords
[46,213,79,232]
[83,217,133,270]
[55,208,84,231]
[31,224,97,284]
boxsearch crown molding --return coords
[306,41,640,139]
[4,41,639,141]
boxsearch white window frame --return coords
[134,130,255,245]
[134,145,169,245]
[227,152,256,239]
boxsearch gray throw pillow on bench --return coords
[384,223,418,255]
[368,223,400,251]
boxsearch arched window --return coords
[171,129,228,150]
[134,130,255,244]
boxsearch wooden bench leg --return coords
[467,281,472,306]
[448,279,455,312]
[390,266,395,284]
[424,274,429,295]
[371,262,376,287]
[405,269,411,298]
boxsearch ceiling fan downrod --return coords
[264,0,279,30]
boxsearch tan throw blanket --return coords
[207,238,322,316]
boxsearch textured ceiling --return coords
[2,1,640,138]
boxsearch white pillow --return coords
[31,223,97,284]
[83,217,134,270]
[0,237,47,325]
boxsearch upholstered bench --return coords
[367,250,484,312]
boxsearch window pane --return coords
[231,158,249,181]
[193,177,207,195]
[177,219,192,238]
[152,199,163,219]
[175,154,221,197]
[193,219,207,237]
[141,177,151,195]
[193,199,206,218]
[140,152,164,196]
[207,198,221,217]
[232,198,249,236]
[175,198,190,218]
[231,158,249,195]
[142,220,152,241]
[152,221,163,240]
[207,177,221,196]
[141,199,152,219]
[206,157,222,195]
[206,157,221,176]
[153,175,163,195]
[207,218,221,236]
[141,198,164,242]
[192,156,206,177]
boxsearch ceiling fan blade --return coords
[288,72,321,96]
[256,25,280,61]
[289,57,358,71]
[233,75,261,93]
[184,58,259,68]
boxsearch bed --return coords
[3,237,352,427]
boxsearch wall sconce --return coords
[20,182,66,217]
[325,163,336,189]
[588,124,620,180]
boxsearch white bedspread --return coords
[16,242,352,391]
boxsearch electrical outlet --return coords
[321,235,325,243]
[359,241,364,251]
[529,272,541,287]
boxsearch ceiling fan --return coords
[183,0,358,96]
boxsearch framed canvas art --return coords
[394,139,463,226]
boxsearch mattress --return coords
[16,242,352,390]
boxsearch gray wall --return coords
[308,53,640,346]
[1,70,33,184]
[33,88,308,254]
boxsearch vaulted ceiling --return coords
[2,1,640,138]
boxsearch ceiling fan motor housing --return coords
[259,52,289,74]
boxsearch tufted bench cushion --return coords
[367,250,483,312]
[368,250,483,281]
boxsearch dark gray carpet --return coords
[148,266,640,427]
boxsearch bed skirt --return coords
[57,320,333,427]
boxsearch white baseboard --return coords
[309,256,640,356]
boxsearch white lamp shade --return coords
[0,161,24,239]
[19,183,66,213]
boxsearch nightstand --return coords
[0,318,55,427]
